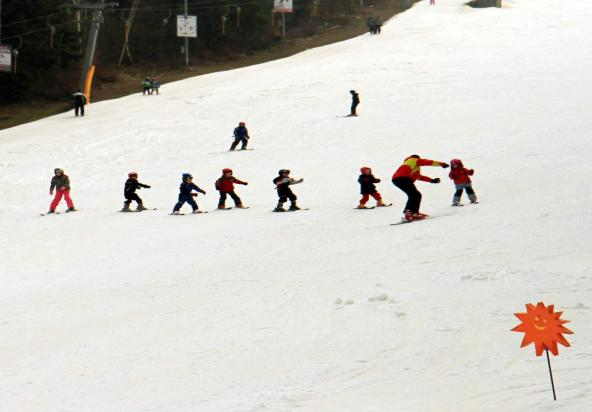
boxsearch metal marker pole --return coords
[545,349,557,401]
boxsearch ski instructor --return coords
[391,155,448,221]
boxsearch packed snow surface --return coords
[1,0,591,410]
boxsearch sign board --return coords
[274,0,293,13]
[0,45,12,72]
[177,15,198,38]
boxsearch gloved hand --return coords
[192,193,197,197]
[200,190,206,195]
[468,169,474,174]
[375,178,381,183]
[244,182,249,185]
[441,163,449,169]
[431,178,441,184]
[146,185,151,189]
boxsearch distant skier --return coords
[48,168,76,213]
[273,169,303,212]
[72,89,87,117]
[121,172,151,212]
[391,155,448,221]
[430,0,435,5]
[448,158,478,206]
[357,166,386,209]
[141,78,152,95]
[349,90,360,116]
[215,168,248,209]
[151,78,161,95]
[171,173,206,215]
[230,122,250,151]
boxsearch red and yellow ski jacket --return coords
[392,156,445,182]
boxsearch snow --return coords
[1,0,592,410]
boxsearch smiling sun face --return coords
[512,302,573,356]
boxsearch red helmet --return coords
[222,168,233,174]
[450,159,463,167]
[239,122,245,126]
[128,172,138,178]
[360,166,371,173]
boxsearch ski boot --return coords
[356,203,368,209]
[235,204,248,209]
[171,210,180,215]
[404,210,414,222]
[47,209,56,214]
[452,196,461,207]
[67,207,77,212]
[192,209,203,214]
[121,204,132,212]
[376,199,387,207]
[469,194,479,204]
[289,204,300,211]
[274,202,286,212]
[136,204,148,211]
[413,212,428,220]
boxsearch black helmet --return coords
[278,169,290,175]
[182,173,193,181]
[54,168,63,174]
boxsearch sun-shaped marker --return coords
[512,302,573,356]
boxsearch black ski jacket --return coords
[124,179,150,195]
[358,174,380,194]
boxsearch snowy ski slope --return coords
[1,0,591,410]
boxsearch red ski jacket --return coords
[215,176,247,192]
[392,156,446,182]
[449,167,474,184]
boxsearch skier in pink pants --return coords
[48,168,76,213]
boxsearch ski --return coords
[272,208,309,212]
[215,207,233,210]
[118,208,158,213]
[40,212,60,216]
[390,216,429,225]
[377,203,393,207]
[354,206,375,210]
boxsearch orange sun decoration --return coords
[512,302,573,356]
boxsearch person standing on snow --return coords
[72,89,87,117]
[349,90,360,116]
[391,155,448,221]
[215,168,248,209]
[230,122,250,151]
[48,168,76,213]
[448,158,478,206]
[357,167,386,209]
[121,172,151,212]
[171,173,206,215]
[273,169,303,212]
[141,78,152,95]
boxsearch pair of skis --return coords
[169,206,250,215]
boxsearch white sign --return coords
[274,0,293,13]
[0,45,12,72]
[177,15,198,38]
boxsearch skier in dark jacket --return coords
[171,173,206,214]
[215,168,248,209]
[72,90,87,117]
[273,169,303,212]
[349,90,360,116]
[357,167,386,209]
[121,172,151,212]
[230,121,250,151]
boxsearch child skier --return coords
[171,173,206,214]
[230,122,250,151]
[215,168,248,209]
[448,158,478,206]
[273,169,303,212]
[48,168,76,213]
[349,90,360,116]
[391,155,448,221]
[121,172,151,212]
[357,167,386,209]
